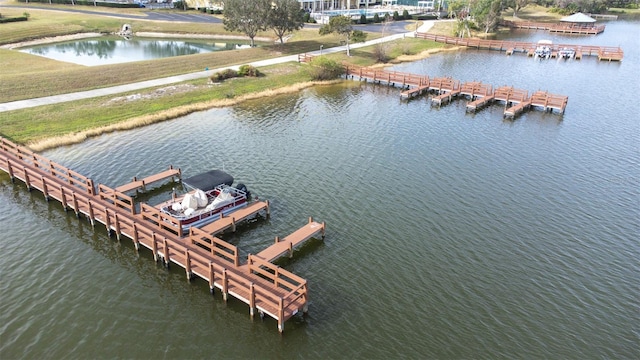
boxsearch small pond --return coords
[19,36,254,66]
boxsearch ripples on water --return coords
[1,21,639,359]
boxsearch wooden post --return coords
[249,282,255,317]
[288,241,293,258]
[6,160,14,182]
[321,222,326,239]
[87,179,95,195]
[278,297,284,333]
[274,236,280,244]
[132,223,139,250]
[88,200,95,227]
[60,186,68,211]
[23,167,31,191]
[231,217,236,232]
[41,176,49,201]
[114,213,121,240]
[104,207,112,236]
[152,233,158,262]
[185,249,192,280]
[302,288,309,314]
[265,200,270,218]
[209,262,215,294]
[163,238,170,268]
[72,192,79,218]
[274,267,279,288]
[222,268,228,301]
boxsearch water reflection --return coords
[19,37,253,66]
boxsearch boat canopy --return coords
[183,170,234,192]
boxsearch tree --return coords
[223,0,270,47]
[267,0,305,45]
[472,0,504,33]
[449,0,471,37]
[319,16,367,57]
[513,0,531,16]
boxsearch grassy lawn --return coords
[1,63,316,146]
[0,4,445,148]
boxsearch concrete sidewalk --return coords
[0,21,437,113]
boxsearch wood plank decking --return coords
[0,137,325,333]
[501,20,606,35]
[256,218,326,263]
[200,200,270,236]
[344,65,568,118]
[115,166,181,193]
[414,32,623,61]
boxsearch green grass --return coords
[0,63,314,145]
[0,5,445,147]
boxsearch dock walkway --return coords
[414,32,623,61]
[501,20,606,35]
[115,166,181,193]
[0,137,325,333]
[200,200,270,236]
[256,218,326,263]
[344,65,568,118]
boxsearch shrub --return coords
[307,57,344,81]
[359,14,367,24]
[0,15,28,23]
[373,13,380,23]
[393,11,400,21]
[210,69,238,82]
[402,10,409,20]
[373,44,389,63]
[238,64,261,77]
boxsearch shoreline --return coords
[8,31,454,152]
[27,79,342,151]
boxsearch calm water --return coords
[20,37,252,66]
[1,21,639,359]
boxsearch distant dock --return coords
[339,64,568,118]
[501,20,606,35]
[414,32,623,61]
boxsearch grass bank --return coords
[0,5,444,149]
[2,37,443,149]
[0,6,367,103]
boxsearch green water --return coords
[1,21,638,359]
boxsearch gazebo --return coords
[560,12,597,23]
[559,12,600,31]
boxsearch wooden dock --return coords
[415,32,623,61]
[115,166,181,193]
[503,91,568,118]
[200,200,270,236]
[256,218,326,263]
[344,65,568,118]
[501,20,606,35]
[0,137,325,333]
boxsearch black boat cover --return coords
[183,170,234,192]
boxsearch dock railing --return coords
[188,227,239,267]
[98,184,136,214]
[0,138,95,195]
[139,202,183,237]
